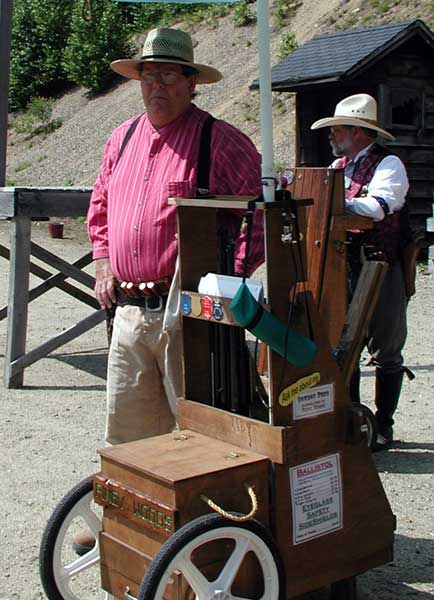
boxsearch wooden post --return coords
[4,216,31,388]
[0,0,13,186]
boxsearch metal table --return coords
[0,187,105,388]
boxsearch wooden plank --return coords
[331,214,374,231]
[319,229,348,348]
[178,205,219,404]
[306,169,333,300]
[103,507,168,558]
[178,398,290,464]
[329,166,345,215]
[169,194,261,209]
[0,187,93,218]
[30,242,95,289]
[99,429,268,485]
[101,531,151,583]
[334,261,389,386]
[101,564,141,600]
[318,173,348,347]
[275,444,394,598]
[9,309,106,376]
[3,216,31,388]
[0,247,97,320]
[268,291,351,432]
[94,474,176,538]
[265,201,302,317]
[23,251,97,308]
[14,187,92,218]
[0,188,15,217]
[181,291,237,325]
[178,205,219,293]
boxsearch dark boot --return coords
[72,531,96,556]
[374,368,404,446]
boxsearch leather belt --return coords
[116,289,168,311]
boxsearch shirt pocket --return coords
[167,180,195,198]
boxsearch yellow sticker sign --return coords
[278,372,321,407]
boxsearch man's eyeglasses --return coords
[140,70,185,85]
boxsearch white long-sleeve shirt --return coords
[331,144,409,221]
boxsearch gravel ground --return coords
[0,219,433,600]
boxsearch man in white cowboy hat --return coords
[87,28,263,445]
[311,93,412,450]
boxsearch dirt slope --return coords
[5,0,434,188]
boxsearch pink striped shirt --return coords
[87,104,263,282]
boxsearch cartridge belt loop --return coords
[115,277,172,311]
[116,277,172,297]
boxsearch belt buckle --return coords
[145,295,164,312]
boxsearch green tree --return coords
[9,0,74,110]
[62,0,134,93]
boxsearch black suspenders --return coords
[114,112,216,194]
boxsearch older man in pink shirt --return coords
[87,28,263,446]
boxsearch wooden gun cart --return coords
[39,169,394,600]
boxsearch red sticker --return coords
[201,295,214,320]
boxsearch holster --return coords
[400,231,424,298]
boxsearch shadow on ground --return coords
[374,441,434,475]
[17,349,108,390]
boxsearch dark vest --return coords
[335,144,402,264]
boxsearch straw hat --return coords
[110,27,222,84]
[311,94,395,141]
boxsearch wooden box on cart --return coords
[94,429,270,598]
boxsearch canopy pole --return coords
[0,0,13,186]
[256,0,276,203]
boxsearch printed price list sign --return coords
[289,453,343,545]
[292,382,334,420]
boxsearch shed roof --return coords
[251,20,434,91]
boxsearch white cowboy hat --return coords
[311,94,395,141]
[110,27,222,84]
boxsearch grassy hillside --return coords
[5,0,434,188]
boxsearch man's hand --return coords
[95,258,117,309]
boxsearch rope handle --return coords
[200,484,258,522]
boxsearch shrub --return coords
[62,0,134,93]
[233,0,256,27]
[278,31,298,59]
[273,0,302,29]
[9,0,74,110]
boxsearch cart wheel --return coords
[330,576,357,600]
[358,404,378,451]
[138,513,285,600]
[39,475,104,600]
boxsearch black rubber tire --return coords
[358,403,378,451]
[138,513,286,600]
[39,475,97,600]
[330,576,358,600]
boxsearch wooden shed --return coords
[256,19,434,244]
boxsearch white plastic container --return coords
[198,273,264,302]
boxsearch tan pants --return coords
[106,305,183,444]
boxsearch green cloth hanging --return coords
[230,283,317,369]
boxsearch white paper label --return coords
[292,383,334,420]
[289,453,343,545]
